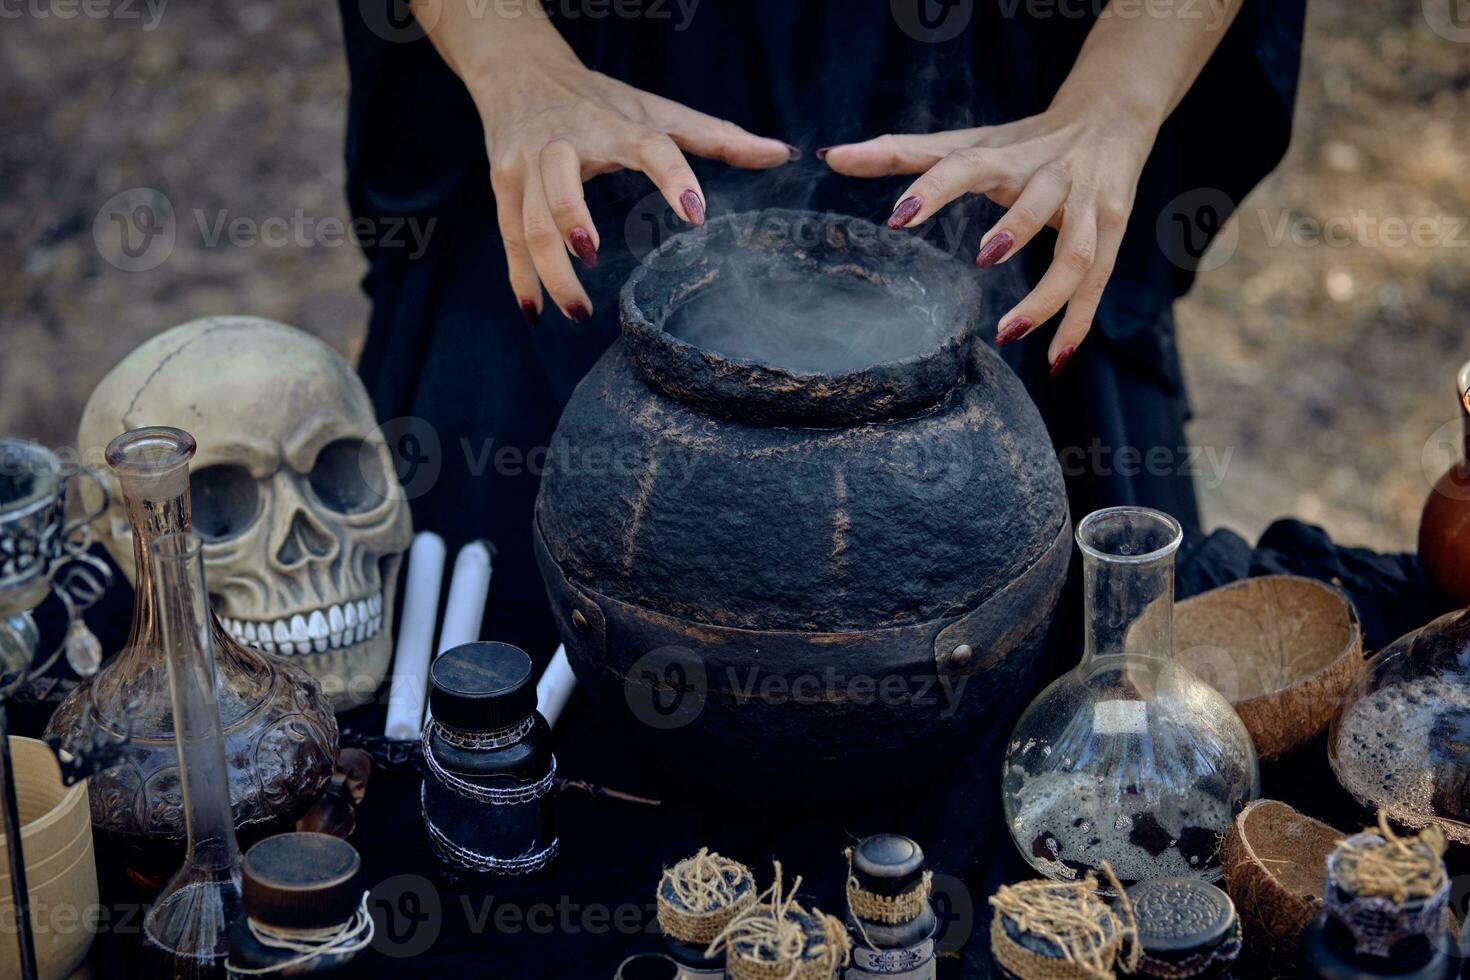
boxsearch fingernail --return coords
[1050,345,1077,378]
[815,146,833,161]
[888,196,922,230]
[976,230,1015,268]
[519,300,539,327]
[680,189,706,227]
[995,316,1032,347]
[566,303,591,323]
[784,143,802,162]
[569,227,598,268]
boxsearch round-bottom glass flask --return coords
[1002,507,1260,884]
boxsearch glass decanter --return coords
[141,532,243,978]
[44,427,337,887]
[1002,507,1260,885]
[1329,608,1470,845]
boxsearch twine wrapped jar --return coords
[988,865,1139,980]
[708,863,850,980]
[1298,822,1458,979]
[656,848,756,975]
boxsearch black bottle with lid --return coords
[225,832,367,977]
[420,641,558,877]
[844,833,937,979]
[1125,876,1240,979]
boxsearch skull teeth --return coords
[218,594,384,655]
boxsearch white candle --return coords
[422,540,495,727]
[383,531,446,740]
[436,540,494,655]
[536,644,577,730]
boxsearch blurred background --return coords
[2,0,1467,553]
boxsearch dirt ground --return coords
[3,0,1467,553]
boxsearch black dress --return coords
[339,0,1304,663]
[329,5,1307,976]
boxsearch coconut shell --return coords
[1174,575,1365,761]
[1221,799,1344,978]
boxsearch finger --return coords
[539,139,599,268]
[620,129,707,226]
[491,168,543,326]
[975,163,1071,268]
[820,130,980,178]
[993,206,1098,349]
[643,95,796,169]
[885,147,1014,229]
[522,168,593,322]
[1048,222,1123,376]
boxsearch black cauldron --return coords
[534,210,1070,801]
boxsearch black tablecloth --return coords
[26,519,1456,979]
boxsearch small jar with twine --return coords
[1298,814,1458,979]
[656,848,756,974]
[225,833,374,977]
[843,834,938,979]
[988,862,1139,980]
[706,862,851,980]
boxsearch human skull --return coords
[78,316,412,710]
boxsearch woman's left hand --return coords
[822,100,1156,376]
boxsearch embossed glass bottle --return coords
[44,427,337,887]
[1001,507,1259,884]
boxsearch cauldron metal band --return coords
[537,512,1069,686]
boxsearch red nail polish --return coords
[976,230,1015,268]
[1050,346,1076,378]
[519,300,539,326]
[995,317,1032,347]
[784,143,801,161]
[569,227,598,268]
[566,303,591,323]
[680,189,705,227]
[888,196,922,230]
[815,146,833,161]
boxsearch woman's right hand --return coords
[414,2,795,325]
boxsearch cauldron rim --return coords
[619,209,985,427]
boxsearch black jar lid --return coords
[1126,877,1238,972]
[430,642,537,731]
[242,833,363,930]
[851,833,927,898]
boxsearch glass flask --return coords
[44,427,336,887]
[1418,359,1470,606]
[1002,507,1260,885]
[1329,608,1470,845]
[141,531,243,978]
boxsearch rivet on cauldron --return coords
[950,644,974,668]
[572,609,589,632]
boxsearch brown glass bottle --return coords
[44,427,338,889]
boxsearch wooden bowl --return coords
[0,737,96,980]
[1174,575,1365,761]
[1221,799,1343,978]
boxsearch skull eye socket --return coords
[309,438,383,514]
[190,465,261,542]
